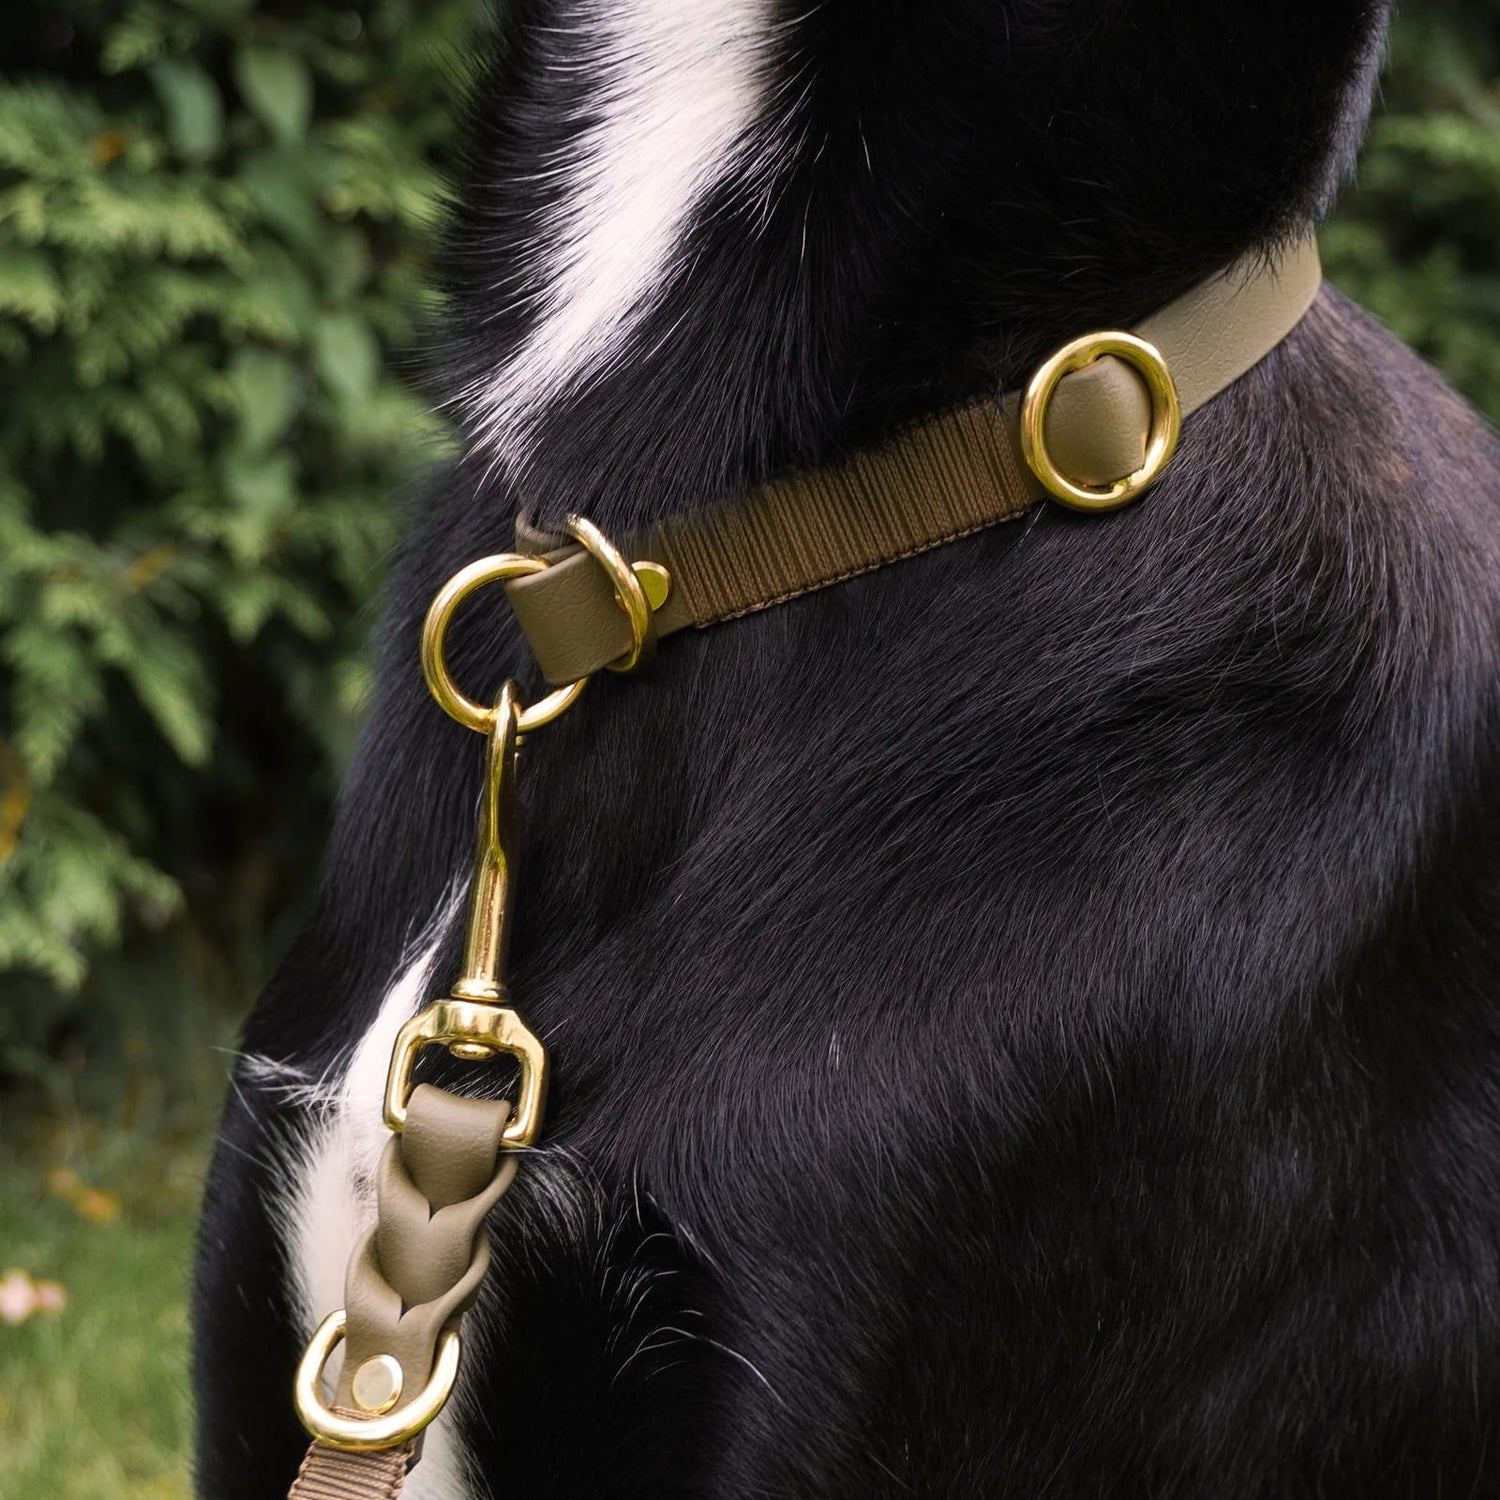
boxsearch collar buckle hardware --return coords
[563,514,666,673]
[421,555,588,733]
[419,520,669,734]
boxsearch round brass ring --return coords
[294,1309,461,1452]
[1019,331,1182,513]
[564,514,655,674]
[421,555,586,734]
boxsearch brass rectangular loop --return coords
[383,997,548,1147]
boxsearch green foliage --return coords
[1321,4,1500,422]
[0,0,474,1038]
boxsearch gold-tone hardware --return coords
[448,1040,498,1062]
[1019,331,1182,513]
[383,996,548,1144]
[634,561,671,611]
[351,1355,405,1416]
[295,1309,459,1451]
[563,515,659,674]
[384,682,548,1144]
[421,554,587,735]
[452,683,522,1007]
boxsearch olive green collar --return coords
[501,240,1322,687]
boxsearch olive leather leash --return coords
[288,1087,518,1499]
[286,239,1321,1496]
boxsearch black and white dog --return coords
[195,1,1500,1494]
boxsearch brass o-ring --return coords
[294,1309,461,1451]
[420,554,586,734]
[1019,331,1182,513]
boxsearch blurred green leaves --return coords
[149,58,222,160]
[0,0,475,1017]
[235,46,312,144]
[1321,3,1500,422]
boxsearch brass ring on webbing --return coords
[294,1309,460,1451]
[564,514,656,673]
[1019,331,1182,513]
[421,555,587,734]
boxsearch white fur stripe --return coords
[285,901,475,1500]
[463,0,776,468]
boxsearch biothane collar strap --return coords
[502,239,1322,687]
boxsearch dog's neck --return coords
[431,1,1387,536]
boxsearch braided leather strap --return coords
[290,1084,517,1498]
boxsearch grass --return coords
[0,982,241,1500]
[0,1129,206,1500]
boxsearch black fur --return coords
[194,2,1500,1495]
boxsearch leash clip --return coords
[392,514,665,1141]
[382,682,548,1146]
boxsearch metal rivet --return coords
[352,1354,404,1415]
[633,561,671,612]
[448,1040,500,1062]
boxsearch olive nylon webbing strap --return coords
[505,395,1042,685]
[503,238,1323,686]
[289,1437,411,1500]
[656,398,1033,625]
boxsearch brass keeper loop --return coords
[1019,331,1182,513]
[294,1309,460,1452]
[421,554,587,734]
[563,514,657,674]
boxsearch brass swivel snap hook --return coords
[382,680,549,1146]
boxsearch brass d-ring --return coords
[421,555,586,734]
[564,515,655,673]
[294,1309,461,1452]
[1019,331,1181,513]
